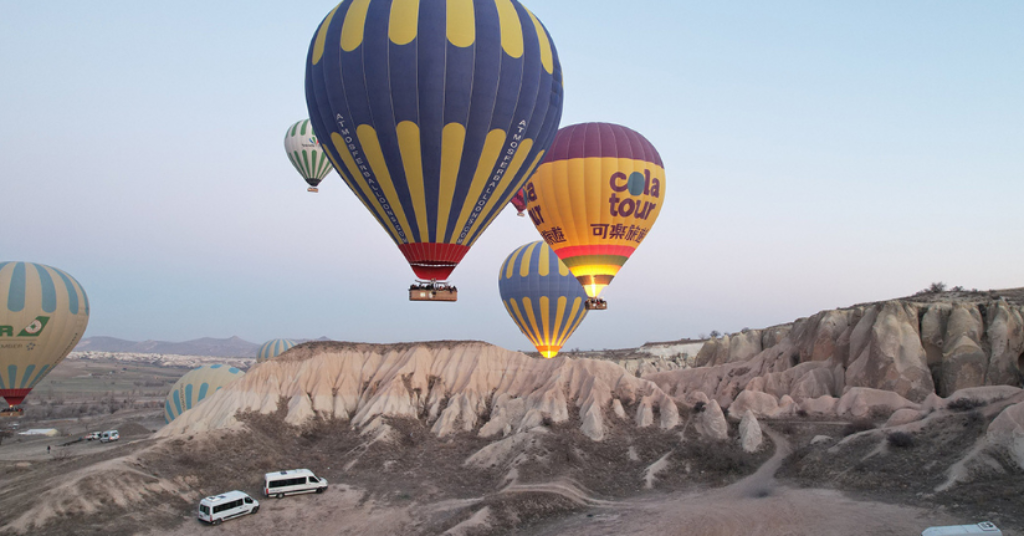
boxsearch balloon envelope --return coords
[305,0,564,280]
[509,187,527,215]
[498,241,588,358]
[0,262,89,406]
[257,338,297,363]
[164,364,244,424]
[284,119,334,190]
[525,123,664,298]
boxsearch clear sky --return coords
[2,1,1022,352]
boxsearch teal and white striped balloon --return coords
[284,119,333,193]
[164,364,244,424]
[256,338,297,363]
[1,262,90,407]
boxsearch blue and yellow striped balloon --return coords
[0,262,89,407]
[306,0,564,281]
[256,338,297,363]
[164,364,244,424]
[498,241,588,358]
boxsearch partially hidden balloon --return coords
[0,262,89,407]
[164,364,244,424]
[305,0,564,281]
[525,123,664,299]
[256,338,297,363]
[284,119,334,192]
[509,187,527,216]
[498,241,588,358]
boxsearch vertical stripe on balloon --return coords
[7,263,26,313]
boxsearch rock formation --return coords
[738,410,763,452]
[648,296,1024,407]
[157,341,681,442]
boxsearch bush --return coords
[842,419,876,437]
[886,431,914,448]
[693,401,706,413]
[947,398,985,411]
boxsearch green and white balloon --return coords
[284,119,333,193]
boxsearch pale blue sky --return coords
[2,1,1022,351]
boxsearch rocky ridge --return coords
[647,296,1024,410]
[158,341,682,442]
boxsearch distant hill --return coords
[74,336,334,357]
[75,336,261,358]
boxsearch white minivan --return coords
[263,469,328,498]
[100,430,119,443]
[198,490,259,525]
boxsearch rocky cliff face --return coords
[157,341,682,441]
[663,296,1024,404]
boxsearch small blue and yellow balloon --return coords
[256,338,297,363]
[164,364,243,424]
[0,262,89,408]
[498,241,589,358]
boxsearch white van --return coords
[922,522,1002,535]
[263,469,328,498]
[100,430,119,443]
[198,490,259,525]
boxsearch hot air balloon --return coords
[256,338,297,363]
[305,0,564,301]
[285,119,334,192]
[0,262,89,413]
[498,241,588,358]
[525,123,665,310]
[164,364,244,424]
[509,187,528,217]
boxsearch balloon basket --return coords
[584,298,607,311]
[516,212,525,217]
[307,187,319,193]
[409,280,458,302]
[0,406,24,419]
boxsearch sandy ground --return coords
[152,485,418,536]
[511,429,973,536]
[139,428,984,536]
[520,487,964,536]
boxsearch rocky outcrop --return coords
[646,297,1024,406]
[728,390,778,419]
[157,341,682,442]
[694,399,729,441]
[835,387,919,419]
[986,400,1024,470]
[738,410,763,452]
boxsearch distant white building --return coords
[19,429,59,437]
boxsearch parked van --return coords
[100,430,119,443]
[198,490,259,525]
[922,521,1002,535]
[263,469,328,498]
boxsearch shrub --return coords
[886,431,914,448]
[693,401,706,413]
[842,419,876,437]
[947,398,985,411]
